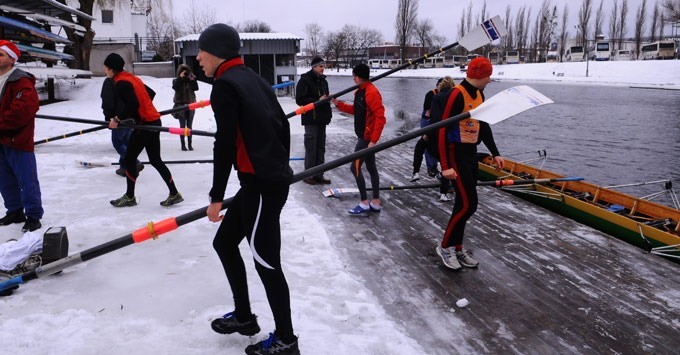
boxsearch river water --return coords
[327,76,680,208]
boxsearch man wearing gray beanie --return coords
[198,23,299,355]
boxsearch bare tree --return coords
[661,0,680,22]
[634,0,648,58]
[413,18,434,53]
[323,31,347,70]
[503,5,514,51]
[618,0,629,49]
[147,4,177,59]
[577,0,593,46]
[238,20,272,33]
[559,4,570,60]
[650,2,660,41]
[355,27,383,65]
[609,0,620,50]
[594,0,605,36]
[514,6,531,58]
[395,0,418,61]
[304,23,324,58]
[535,1,557,62]
[179,0,217,35]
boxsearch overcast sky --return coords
[171,0,656,43]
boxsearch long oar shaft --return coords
[288,43,461,119]
[35,114,216,137]
[35,126,108,145]
[1,84,546,292]
[480,177,584,187]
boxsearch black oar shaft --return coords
[34,126,108,145]
[35,114,216,137]
[287,41,460,119]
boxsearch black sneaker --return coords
[110,194,137,207]
[245,332,299,355]
[115,168,126,177]
[21,217,41,232]
[211,312,260,336]
[0,210,25,226]
[160,193,183,207]
[136,163,145,172]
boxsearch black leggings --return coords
[212,183,294,339]
[350,138,380,200]
[123,123,178,197]
[178,109,194,147]
[442,156,478,248]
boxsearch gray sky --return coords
[172,0,651,42]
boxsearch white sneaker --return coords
[456,249,479,268]
[409,172,420,182]
[436,245,461,270]
[439,193,451,202]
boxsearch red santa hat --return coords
[0,40,20,61]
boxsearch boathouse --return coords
[174,32,302,86]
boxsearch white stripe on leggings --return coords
[249,193,275,270]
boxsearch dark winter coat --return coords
[172,64,198,104]
[209,58,293,203]
[0,68,39,152]
[100,77,116,120]
[295,69,332,125]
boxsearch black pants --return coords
[213,182,294,339]
[178,109,195,148]
[303,124,327,179]
[442,155,478,248]
[123,123,178,197]
[350,138,380,201]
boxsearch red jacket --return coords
[0,68,39,152]
[335,82,386,143]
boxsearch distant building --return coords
[175,32,302,86]
[368,44,428,60]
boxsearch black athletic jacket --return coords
[209,58,293,203]
[295,69,332,125]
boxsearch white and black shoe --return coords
[439,193,452,202]
[436,245,461,270]
[409,172,420,182]
[456,249,479,268]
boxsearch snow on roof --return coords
[175,32,302,42]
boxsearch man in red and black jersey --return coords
[430,57,505,271]
[105,53,183,208]
[198,24,299,355]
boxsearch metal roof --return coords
[0,0,95,21]
[175,32,302,42]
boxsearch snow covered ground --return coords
[1,59,679,354]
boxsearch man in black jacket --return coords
[198,24,299,355]
[295,56,332,185]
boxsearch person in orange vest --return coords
[431,57,505,270]
[104,53,183,208]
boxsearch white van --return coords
[613,49,633,61]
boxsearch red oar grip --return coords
[295,103,315,115]
[188,100,211,110]
[168,127,191,136]
[132,217,179,243]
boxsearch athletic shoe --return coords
[456,249,479,268]
[160,193,184,207]
[439,193,452,202]
[245,332,300,355]
[21,217,41,232]
[110,194,137,207]
[436,245,462,270]
[348,204,370,215]
[115,168,126,177]
[137,163,145,172]
[315,176,332,184]
[409,172,420,182]
[0,210,25,226]
[369,201,382,212]
[211,312,260,336]
[302,178,317,185]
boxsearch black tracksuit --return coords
[209,58,295,342]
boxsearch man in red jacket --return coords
[332,63,386,214]
[0,40,43,232]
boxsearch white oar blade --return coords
[470,86,553,125]
[458,15,508,51]
[322,187,360,197]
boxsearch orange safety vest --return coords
[114,71,161,122]
[444,84,484,143]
